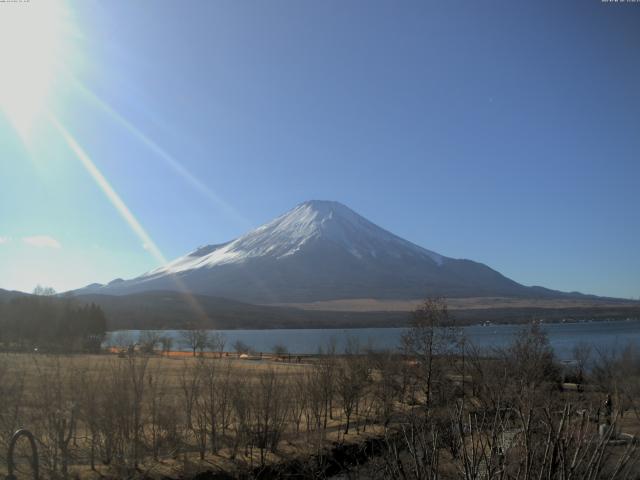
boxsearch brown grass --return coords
[268,296,639,312]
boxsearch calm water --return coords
[106,319,640,361]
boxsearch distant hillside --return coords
[0,289,640,330]
[1,288,637,330]
[0,288,28,302]
[74,290,640,330]
[74,291,408,330]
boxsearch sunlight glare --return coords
[49,112,212,323]
[49,113,168,265]
[66,74,252,229]
[0,0,71,139]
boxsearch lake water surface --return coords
[107,319,640,361]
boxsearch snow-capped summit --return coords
[145,200,444,278]
[76,200,548,303]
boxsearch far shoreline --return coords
[105,315,640,333]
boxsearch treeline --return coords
[0,295,107,352]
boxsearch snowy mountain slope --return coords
[145,200,444,277]
[75,200,573,303]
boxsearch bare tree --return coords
[159,335,173,356]
[191,363,209,460]
[272,343,288,357]
[200,357,226,453]
[402,297,459,409]
[233,339,251,355]
[369,349,402,427]
[31,357,79,478]
[505,323,560,408]
[145,360,169,461]
[32,285,57,296]
[126,355,149,467]
[181,329,211,357]
[110,331,135,352]
[289,372,308,434]
[229,374,251,459]
[303,367,326,435]
[380,407,441,480]
[336,340,370,435]
[318,338,337,429]
[251,369,290,465]
[78,365,102,470]
[139,331,160,354]
[572,341,593,384]
[210,332,226,358]
[179,360,201,432]
[593,342,640,420]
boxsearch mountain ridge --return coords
[74,200,593,303]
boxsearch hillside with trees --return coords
[0,294,107,352]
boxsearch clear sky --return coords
[0,0,639,298]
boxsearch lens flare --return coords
[66,75,251,228]
[0,0,74,140]
[50,112,211,323]
[49,113,167,265]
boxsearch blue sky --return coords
[0,0,639,298]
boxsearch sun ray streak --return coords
[49,113,167,264]
[66,74,251,228]
[49,112,212,324]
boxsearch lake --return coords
[106,319,640,361]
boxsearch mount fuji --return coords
[76,200,575,303]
